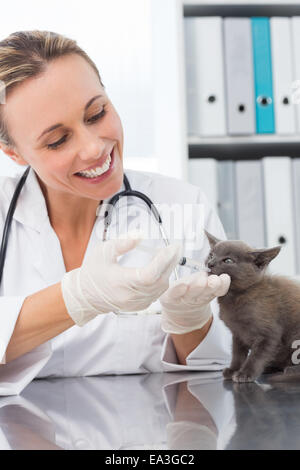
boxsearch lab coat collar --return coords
[12,167,49,232]
[11,166,128,233]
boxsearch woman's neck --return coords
[37,176,101,239]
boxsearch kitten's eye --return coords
[223,258,234,264]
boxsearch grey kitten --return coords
[204,230,300,383]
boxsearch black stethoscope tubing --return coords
[0,165,31,286]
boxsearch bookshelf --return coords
[179,0,300,278]
[182,0,300,160]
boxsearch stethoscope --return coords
[0,166,194,286]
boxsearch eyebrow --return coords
[37,94,103,141]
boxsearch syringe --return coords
[134,243,211,273]
[178,256,211,273]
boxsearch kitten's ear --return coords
[204,230,221,248]
[249,246,281,269]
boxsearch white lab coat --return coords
[0,167,232,395]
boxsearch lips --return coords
[74,149,115,184]
[74,147,114,174]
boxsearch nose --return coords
[207,259,216,269]
[76,125,106,161]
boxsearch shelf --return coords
[188,135,300,159]
[184,2,300,17]
[189,134,300,145]
[184,0,300,5]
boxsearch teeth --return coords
[77,154,111,178]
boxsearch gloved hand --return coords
[61,231,182,326]
[160,271,231,334]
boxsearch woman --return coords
[0,30,231,395]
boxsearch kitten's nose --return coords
[207,260,215,269]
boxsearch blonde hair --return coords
[0,30,105,148]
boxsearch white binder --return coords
[188,158,218,213]
[184,17,226,136]
[262,157,296,276]
[223,18,255,135]
[270,18,296,134]
[292,159,300,275]
[291,17,300,132]
[217,161,237,240]
[235,160,266,248]
[184,17,200,137]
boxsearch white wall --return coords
[0,0,160,176]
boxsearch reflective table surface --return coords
[1,370,300,450]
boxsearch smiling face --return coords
[0,53,124,202]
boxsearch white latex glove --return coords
[160,271,231,334]
[61,231,182,327]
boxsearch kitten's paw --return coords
[222,367,235,380]
[232,371,257,383]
